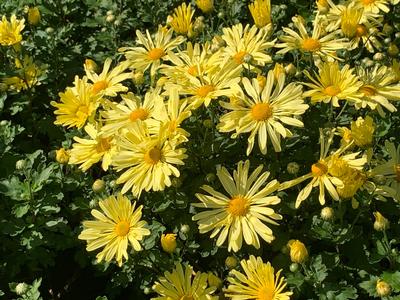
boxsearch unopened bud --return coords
[206,173,216,183]
[383,24,394,35]
[16,159,26,170]
[106,14,115,23]
[388,43,399,57]
[45,27,54,34]
[15,283,28,295]
[373,174,386,185]
[92,179,105,193]
[56,148,69,164]
[143,287,151,295]
[28,7,41,26]
[161,233,177,253]
[203,119,213,128]
[373,52,384,61]
[321,207,334,221]
[180,224,190,233]
[287,162,300,174]
[225,256,238,269]
[207,273,222,289]
[285,63,297,75]
[132,71,144,85]
[373,211,389,231]
[376,279,391,297]
[84,59,99,73]
[171,177,182,188]
[288,239,308,263]
[106,10,113,16]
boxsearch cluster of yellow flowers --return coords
[48,0,400,298]
[0,11,43,92]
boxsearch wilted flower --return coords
[373,211,389,231]
[161,233,177,253]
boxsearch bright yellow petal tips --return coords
[224,255,292,300]
[192,160,282,252]
[0,15,25,46]
[152,263,218,299]
[78,193,150,267]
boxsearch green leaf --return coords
[381,271,400,292]
[310,255,328,283]
[13,204,30,218]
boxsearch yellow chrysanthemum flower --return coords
[192,160,282,252]
[337,168,367,199]
[355,65,400,115]
[51,76,100,129]
[279,129,367,208]
[303,61,363,107]
[112,122,187,197]
[371,141,400,202]
[69,123,116,171]
[85,58,130,97]
[392,59,400,83]
[2,55,42,92]
[351,116,375,147]
[224,255,293,300]
[196,0,214,13]
[169,3,194,37]
[160,233,177,253]
[100,91,161,137]
[0,15,25,46]
[355,0,390,13]
[218,71,308,155]
[152,263,218,300]
[176,59,242,108]
[120,26,185,78]
[27,7,41,26]
[276,15,348,61]
[249,0,272,28]
[288,240,308,263]
[221,23,275,69]
[78,193,150,267]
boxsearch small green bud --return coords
[203,119,213,128]
[180,224,190,234]
[289,262,299,272]
[92,179,105,193]
[16,159,26,170]
[287,162,300,174]
[225,256,238,269]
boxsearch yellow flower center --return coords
[187,65,198,76]
[129,108,149,121]
[311,161,328,177]
[180,295,194,300]
[227,196,249,217]
[361,0,375,5]
[147,48,165,60]
[96,138,111,153]
[196,84,215,98]
[251,103,273,121]
[144,147,161,164]
[355,24,368,37]
[324,85,341,97]
[395,164,400,182]
[115,220,130,236]
[92,80,108,94]
[360,85,376,96]
[233,51,247,64]
[301,38,321,52]
[257,286,274,300]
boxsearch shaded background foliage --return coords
[1,0,400,299]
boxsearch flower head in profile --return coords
[152,263,218,300]
[69,123,116,171]
[224,255,292,300]
[3,55,42,92]
[169,3,194,37]
[351,116,375,147]
[288,239,308,263]
[85,58,131,97]
[160,233,177,253]
[218,71,308,155]
[303,61,362,107]
[279,129,367,208]
[120,26,185,78]
[371,141,400,202]
[192,160,282,252]
[276,15,348,61]
[51,76,100,129]
[112,122,187,197]
[0,15,25,46]
[78,193,150,267]
[249,0,272,28]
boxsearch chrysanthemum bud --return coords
[143,287,151,295]
[55,148,69,164]
[376,279,391,297]
[289,262,299,272]
[257,74,267,89]
[106,14,115,23]
[0,120,8,126]
[273,63,285,81]
[180,224,190,234]
[15,283,28,295]
[203,119,213,128]
[92,179,105,193]
[395,32,400,39]
[207,272,222,289]
[373,211,389,231]
[114,19,121,26]
[89,198,98,208]
[316,0,329,13]
[193,17,205,33]
[388,43,399,57]
[16,159,26,170]
[132,71,144,85]
[285,63,297,75]
[373,52,384,61]
[196,0,214,13]
[171,177,182,188]
[217,12,225,19]
[45,27,54,34]
[288,239,308,263]
[225,256,238,269]
[383,24,394,35]
[84,59,99,73]
[28,7,41,26]
[321,207,334,221]
[287,162,300,174]
[161,233,177,253]
[106,10,113,16]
